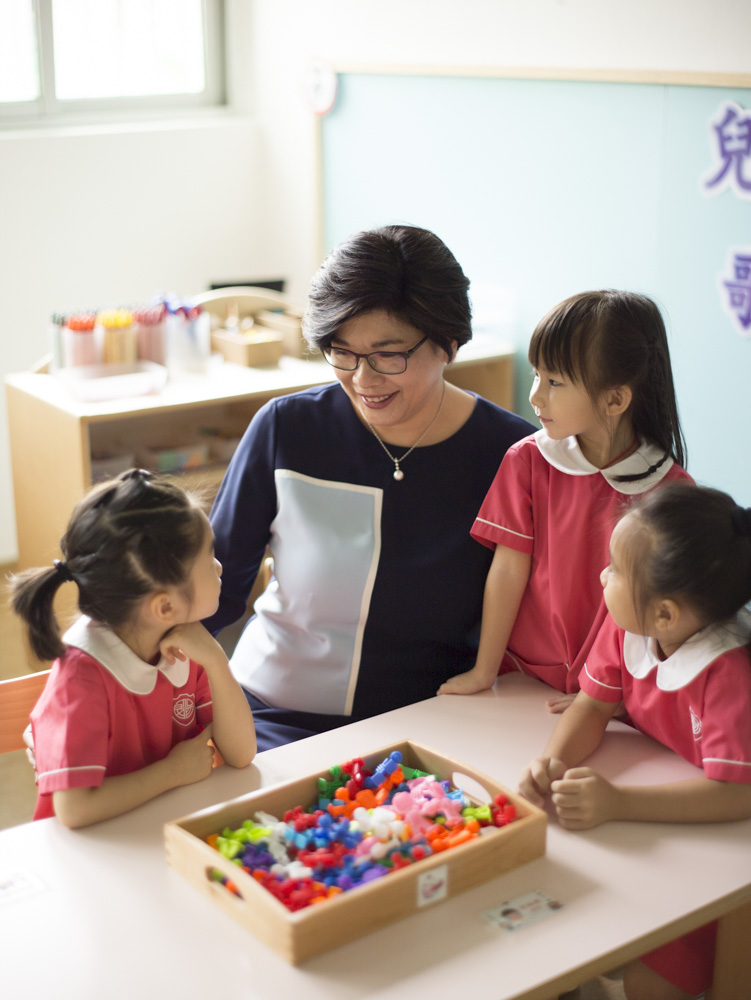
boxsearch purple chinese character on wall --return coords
[703,101,751,200]
[719,249,751,337]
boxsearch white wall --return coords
[1,0,749,562]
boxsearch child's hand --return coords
[159,621,227,672]
[165,725,216,786]
[544,692,576,714]
[518,756,568,806]
[437,667,494,696]
[550,767,618,829]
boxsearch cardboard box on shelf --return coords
[254,308,307,357]
[210,329,285,367]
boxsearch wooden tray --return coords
[164,739,546,964]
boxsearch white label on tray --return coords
[416,864,448,907]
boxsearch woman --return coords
[205,225,534,750]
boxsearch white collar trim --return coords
[63,616,190,694]
[623,611,751,691]
[534,431,675,495]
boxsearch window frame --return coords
[0,0,226,127]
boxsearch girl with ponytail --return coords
[10,469,255,827]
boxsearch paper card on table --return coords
[484,889,563,932]
[0,868,47,906]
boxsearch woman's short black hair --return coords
[303,225,472,358]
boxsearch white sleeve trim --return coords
[583,662,623,691]
[37,764,107,780]
[474,517,533,541]
[703,757,751,769]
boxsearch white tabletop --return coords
[2,673,750,1000]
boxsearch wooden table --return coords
[2,673,750,999]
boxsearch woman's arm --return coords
[438,544,531,695]
[160,622,257,769]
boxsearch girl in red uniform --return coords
[520,482,751,1000]
[439,290,691,703]
[11,469,256,828]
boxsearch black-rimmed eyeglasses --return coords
[322,336,428,375]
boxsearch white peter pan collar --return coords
[63,616,190,694]
[535,431,675,495]
[623,611,751,691]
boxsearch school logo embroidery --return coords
[173,693,196,727]
[690,705,702,742]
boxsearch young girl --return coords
[519,482,751,1000]
[439,289,691,703]
[10,469,256,828]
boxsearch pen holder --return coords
[166,309,211,374]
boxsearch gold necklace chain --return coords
[365,381,446,481]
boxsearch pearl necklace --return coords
[365,382,446,481]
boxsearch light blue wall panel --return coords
[322,73,751,503]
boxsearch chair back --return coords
[191,286,295,322]
[0,671,50,754]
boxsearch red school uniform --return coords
[581,611,751,995]
[581,612,751,781]
[31,617,213,820]
[471,432,691,694]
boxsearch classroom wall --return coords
[1,0,749,563]
[248,0,751,300]
[318,72,751,504]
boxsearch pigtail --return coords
[9,561,74,662]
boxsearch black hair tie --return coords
[53,559,74,583]
[731,506,751,537]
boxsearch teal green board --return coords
[321,73,751,503]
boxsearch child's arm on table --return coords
[160,621,257,768]
[54,624,256,829]
[519,691,617,805]
[53,727,216,829]
[552,771,751,829]
[438,544,531,695]
[520,692,751,829]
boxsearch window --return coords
[0,0,225,125]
